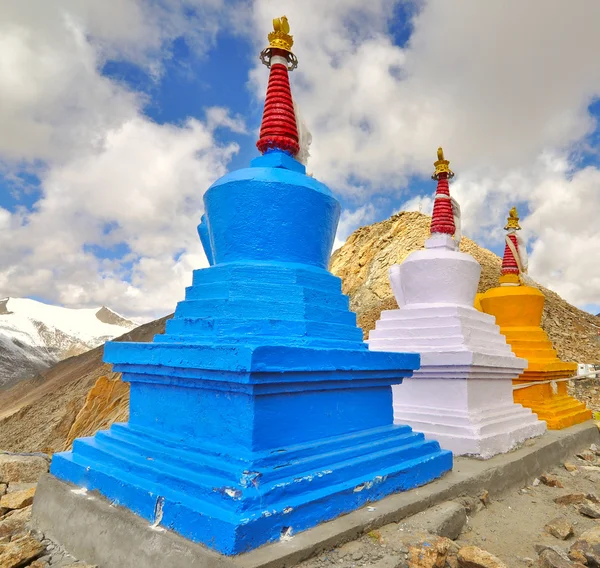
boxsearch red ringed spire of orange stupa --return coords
[256,17,300,157]
[500,207,522,285]
[430,147,456,236]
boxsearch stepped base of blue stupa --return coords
[49,151,452,555]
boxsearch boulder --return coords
[0,487,35,511]
[6,483,37,494]
[0,534,45,566]
[0,455,48,484]
[0,505,32,539]
[545,518,574,540]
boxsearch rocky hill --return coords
[1,210,598,454]
[0,298,136,389]
[330,211,600,364]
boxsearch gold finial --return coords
[260,16,298,70]
[504,206,521,230]
[432,147,455,180]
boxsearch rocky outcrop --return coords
[64,375,129,450]
[330,211,600,363]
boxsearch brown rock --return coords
[479,490,489,507]
[0,534,44,567]
[579,502,600,519]
[456,545,507,567]
[6,483,36,495]
[563,463,578,472]
[539,548,585,567]
[0,506,31,539]
[545,518,574,540]
[587,492,600,503]
[408,535,453,567]
[554,493,586,505]
[540,474,564,488]
[0,455,48,484]
[570,525,600,565]
[0,487,5,498]
[577,451,596,462]
[28,561,47,568]
[0,487,35,511]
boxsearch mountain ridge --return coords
[0,297,136,389]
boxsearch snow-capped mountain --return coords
[0,297,136,388]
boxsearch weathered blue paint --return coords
[50,150,452,556]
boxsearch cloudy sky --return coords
[0,0,599,321]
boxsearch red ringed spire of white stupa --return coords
[430,147,456,237]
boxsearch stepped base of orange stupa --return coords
[479,285,591,430]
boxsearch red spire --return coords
[430,173,456,235]
[502,234,520,276]
[256,54,300,156]
[430,148,455,236]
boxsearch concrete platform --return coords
[31,421,598,568]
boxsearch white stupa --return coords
[367,149,546,458]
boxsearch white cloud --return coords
[0,1,241,320]
[398,195,433,216]
[246,0,600,310]
[3,0,600,319]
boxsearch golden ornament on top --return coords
[505,206,521,230]
[432,147,455,180]
[260,16,298,70]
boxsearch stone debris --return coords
[578,502,600,518]
[479,491,489,507]
[569,525,600,564]
[545,517,575,540]
[456,545,507,567]
[408,534,454,567]
[576,450,596,462]
[538,548,585,567]
[540,474,564,488]
[554,493,586,505]
[563,463,578,473]
[587,492,600,503]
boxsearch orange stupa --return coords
[478,207,591,429]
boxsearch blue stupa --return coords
[49,17,452,556]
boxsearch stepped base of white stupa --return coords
[369,305,547,459]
